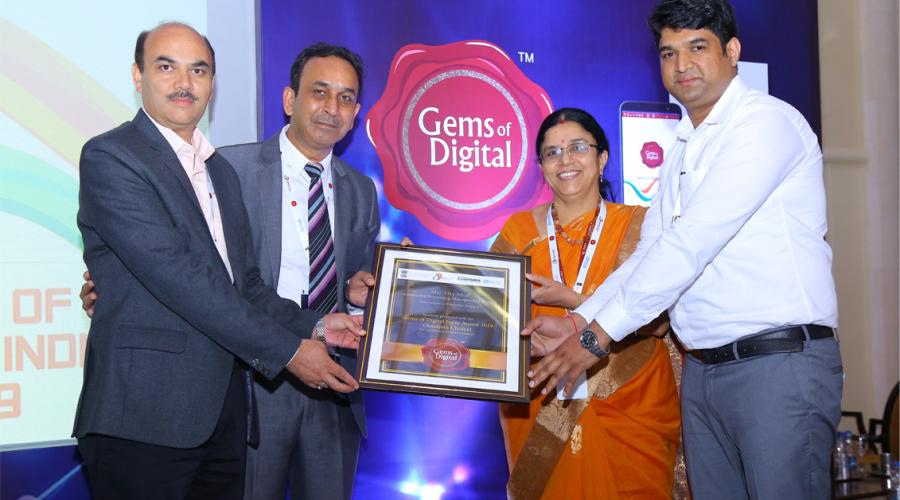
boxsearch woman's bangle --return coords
[566,314,578,335]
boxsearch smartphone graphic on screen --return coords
[619,101,682,206]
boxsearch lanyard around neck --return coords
[545,200,606,294]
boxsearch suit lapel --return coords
[258,135,284,287]
[331,157,351,291]
[207,154,243,287]
[135,110,234,283]
[134,111,206,221]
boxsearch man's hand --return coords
[346,271,375,308]
[521,313,586,356]
[285,340,359,393]
[528,332,603,397]
[322,312,366,349]
[80,271,97,318]
[527,273,583,309]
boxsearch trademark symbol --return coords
[517,51,534,63]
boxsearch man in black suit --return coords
[74,23,362,500]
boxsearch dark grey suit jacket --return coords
[74,110,320,448]
[218,133,380,437]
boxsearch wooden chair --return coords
[868,382,899,457]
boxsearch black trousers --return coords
[78,364,247,500]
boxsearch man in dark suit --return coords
[218,44,379,500]
[80,42,381,499]
[74,23,363,500]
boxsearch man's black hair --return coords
[648,0,738,52]
[289,43,364,98]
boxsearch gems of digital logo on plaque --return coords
[358,244,530,402]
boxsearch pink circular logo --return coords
[421,339,470,372]
[367,41,554,241]
[640,141,664,168]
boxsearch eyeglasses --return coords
[540,142,598,162]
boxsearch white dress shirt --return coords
[276,126,336,306]
[575,75,837,349]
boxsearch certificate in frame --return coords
[357,243,530,403]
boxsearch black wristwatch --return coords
[580,328,610,358]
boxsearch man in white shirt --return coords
[523,1,842,498]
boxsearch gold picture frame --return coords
[357,243,531,403]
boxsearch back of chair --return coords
[887,382,899,457]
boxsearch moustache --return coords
[313,114,340,128]
[167,89,199,102]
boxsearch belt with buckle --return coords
[688,324,834,365]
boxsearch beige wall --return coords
[819,0,899,423]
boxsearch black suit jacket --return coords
[73,110,321,448]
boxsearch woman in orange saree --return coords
[491,108,684,499]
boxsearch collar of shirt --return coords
[674,74,751,141]
[144,110,216,170]
[278,125,333,179]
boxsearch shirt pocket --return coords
[677,168,708,206]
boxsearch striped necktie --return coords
[305,163,338,313]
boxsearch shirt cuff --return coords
[573,292,604,329]
[591,299,635,342]
[285,341,303,368]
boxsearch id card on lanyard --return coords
[544,201,606,400]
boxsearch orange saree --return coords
[491,202,682,500]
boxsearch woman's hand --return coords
[521,313,584,357]
[527,273,583,309]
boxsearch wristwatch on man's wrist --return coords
[580,328,610,358]
[313,319,327,343]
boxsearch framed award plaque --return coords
[357,243,530,402]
